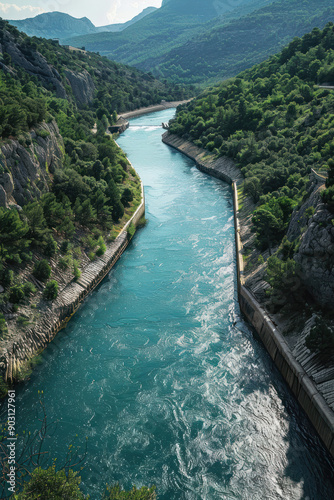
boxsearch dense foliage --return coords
[67,0,334,85]
[14,467,156,500]
[152,0,334,84]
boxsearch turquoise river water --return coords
[1,109,334,499]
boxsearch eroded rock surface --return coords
[0,121,64,207]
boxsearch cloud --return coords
[0,2,45,18]
[106,0,121,23]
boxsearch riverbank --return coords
[0,166,145,388]
[162,131,334,458]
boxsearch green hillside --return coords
[169,22,334,325]
[65,0,269,70]
[150,0,334,83]
[8,8,158,41]
[8,11,97,40]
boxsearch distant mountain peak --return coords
[8,7,157,41]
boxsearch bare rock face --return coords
[0,185,7,208]
[0,30,67,98]
[0,29,95,103]
[65,69,95,106]
[290,184,334,308]
[0,121,64,207]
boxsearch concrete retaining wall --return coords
[162,132,334,458]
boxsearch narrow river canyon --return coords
[2,109,333,499]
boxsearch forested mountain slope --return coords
[0,19,190,354]
[150,0,334,83]
[169,23,334,350]
[8,8,158,41]
[65,0,274,71]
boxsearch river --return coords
[2,109,333,499]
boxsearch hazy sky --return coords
[0,0,163,26]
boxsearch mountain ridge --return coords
[7,7,157,41]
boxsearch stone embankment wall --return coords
[0,178,145,384]
[162,132,334,458]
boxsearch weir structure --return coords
[162,131,334,459]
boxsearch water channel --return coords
[2,109,334,499]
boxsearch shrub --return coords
[88,251,96,261]
[59,255,73,270]
[23,282,37,296]
[306,317,334,354]
[0,313,7,337]
[33,259,51,281]
[102,484,156,500]
[15,466,86,500]
[44,235,58,257]
[43,280,58,301]
[36,129,50,139]
[17,315,30,328]
[127,223,136,239]
[9,284,25,304]
[73,260,81,280]
[96,236,106,256]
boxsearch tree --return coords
[74,199,96,225]
[43,280,58,300]
[3,52,11,66]
[33,260,51,282]
[121,188,133,207]
[44,235,58,257]
[23,202,47,242]
[0,313,7,337]
[252,207,283,255]
[0,208,29,261]
[9,283,36,304]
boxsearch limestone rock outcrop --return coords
[288,182,334,308]
[0,121,64,207]
[64,69,95,105]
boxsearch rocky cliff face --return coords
[64,69,95,105]
[288,180,334,308]
[0,121,64,208]
[0,29,66,98]
[0,28,95,104]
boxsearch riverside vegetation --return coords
[0,18,192,379]
[169,23,334,352]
